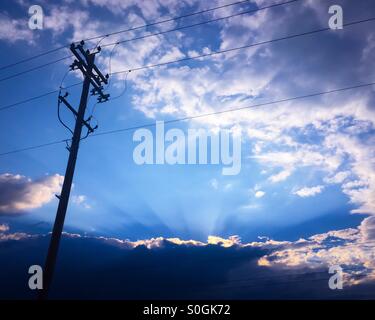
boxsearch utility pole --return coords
[39,41,109,300]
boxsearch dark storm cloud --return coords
[0,231,374,299]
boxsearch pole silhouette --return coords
[39,41,109,299]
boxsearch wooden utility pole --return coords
[39,41,109,299]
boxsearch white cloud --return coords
[324,171,351,184]
[158,47,185,64]
[94,0,375,220]
[63,233,240,249]
[268,169,292,183]
[324,134,375,215]
[207,235,241,247]
[65,232,282,250]
[255,190,265,198]
[224,183,233,191]
[359,216,375,241]
[0,224,32,242]
[0,173,63,214]
[0,224,9,232]
[293,185,324,198]
[0,232,30,241]
[210,178,219,190]
[254,148,341,174]
[258,217,375,285]
[44,6,102,42]
[72,195,91,209]
[0,14,34,44]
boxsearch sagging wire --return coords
[106,42,120,89]
[84,42,118,121]
[81,99,100,142]
[80,114,99,141]
[109,70,130,102]
[106,42,132,102]
[84,88,100,132]
[102,42,131,103]
[92,35,109,51]
[87,42,128,119]
[89,101,99,120]
[57,68,98,147]
[57,70,74,136]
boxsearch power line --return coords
[0,0,300,84]
[0,0,252,72]
[91,81,375,137]
[1,80,374,157]
[101,0,301,48]
[0,139,68,156]
[57,71,75,135]
[0,46,69,72]
[0,55,72,83]
[0,82,81,112]
[111,17,375,75]
[85,0,255,43]
[2,16,374,113]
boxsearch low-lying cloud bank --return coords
[258,216,375,286]
[1,217,374,290]
[75,217,375,286]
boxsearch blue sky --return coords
[0,0,375,291]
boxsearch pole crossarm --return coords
[58,95,97,133]
[70,41,110,103]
